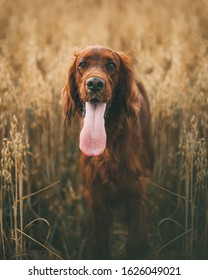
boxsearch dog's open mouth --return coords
[79,100,107,156]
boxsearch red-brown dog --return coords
[62,46,153,259]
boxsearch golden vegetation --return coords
[0,0,207,259]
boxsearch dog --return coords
[62,46,154,259]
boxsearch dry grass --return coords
[0,0,207,259]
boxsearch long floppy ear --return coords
[116,51,140,116]
[61,53,83,125]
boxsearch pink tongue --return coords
[79,102,107,156]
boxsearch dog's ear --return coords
[61,55,77,124]
[61,51,83,125]
[115,51,140,116]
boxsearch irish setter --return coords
[62,46,154,259]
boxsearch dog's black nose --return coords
[86,77,105,92]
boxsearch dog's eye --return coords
[79,61,87,69]
[106,63,116,72]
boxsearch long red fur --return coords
[62,46,154,259]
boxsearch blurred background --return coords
[0,0,207,259]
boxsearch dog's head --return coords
[62,46,137,156]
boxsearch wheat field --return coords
[0,0,207,259]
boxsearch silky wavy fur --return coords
[62,46,154,259]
